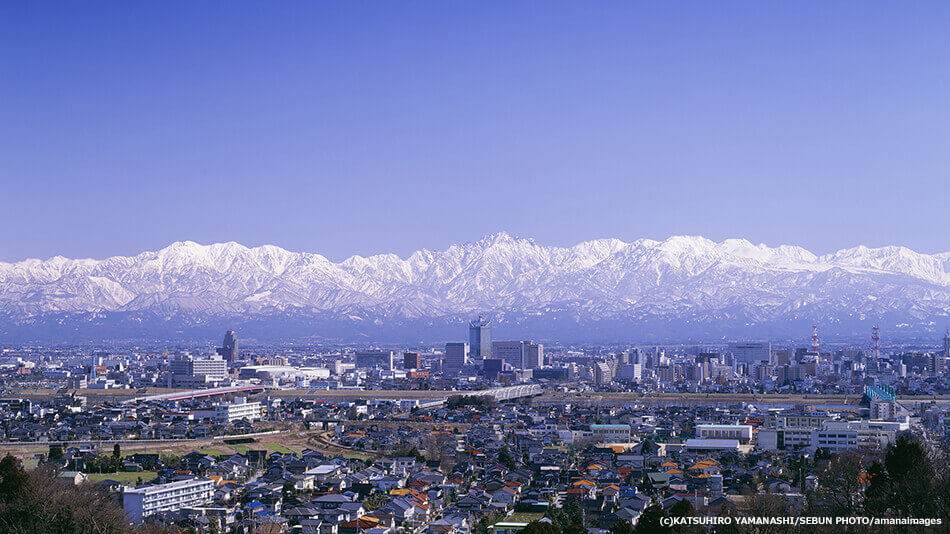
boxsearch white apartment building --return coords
[823,420,908,451]
[214,397,262,423]
[756,419,908,452]
[590,424,632,443]
[123,477,214,522]
[697,424,754,443]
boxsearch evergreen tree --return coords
[524,520,561,534]
[864,434,944,518]
[634,504,670,534]
[498,447,517,470]
[609,520,634,534]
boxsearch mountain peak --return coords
[1,234,947,341]
[475,231,523,246]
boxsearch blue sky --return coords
[2,2,949,262]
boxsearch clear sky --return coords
[2,2,949,262]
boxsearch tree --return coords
[609,520,634,534]
[0,459,178,533]
[113,444,121,460]
[525,520,561,534]
[48,445,64,461]
[363,492,389,511]
[864,434,946,519]
[282,481,301,508]
[473,511,502,534]
[741,494,793,534]
[498,447,516,470]
[547,497,585,534]
[668,499,695,518]
[634,504,670,534]
[639,438,657,456]
[0,456,27,503]
[810,449,867,516]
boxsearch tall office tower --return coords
[525,342,543,369]
[630,348,647,366]
[355,350,395,371]
[492,340,530,369]
[944,328,950,358]
[771,349,791,366]
[727,341,771,365]
[403,352,421,370]
[216,330,239,362]
[444,343,468,375]
[929,352,947,375]
[469,315,492,360]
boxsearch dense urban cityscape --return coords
[0,318,947,532]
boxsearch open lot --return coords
[0,428,379,466]
[85,471,158,484]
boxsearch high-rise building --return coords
[492,340,532,370]
[594,361,613,385]
[355,350,394,371]
[655,364,675,384]
[525,342,543,369]
[168,354,228,388]
[443,343,468,375]
[216,330,239,362]
[483,358,504,380]
[469,315,492,361]
[929,352,947,375]
[630,348,647,366]
[944,328,950,358]
[728,341,771,365]
[403,352,421,370]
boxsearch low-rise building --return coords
[123,477,215,522]
[215,397,262,424]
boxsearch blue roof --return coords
[864,385,896,402]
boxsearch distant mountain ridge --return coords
[1,233,948,342]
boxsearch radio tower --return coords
[811,324,820,353]
[871,324,880,364]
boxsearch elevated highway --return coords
[128,384,277,403]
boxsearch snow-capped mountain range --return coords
[1,233,948,342]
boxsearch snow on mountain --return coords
[0,234,948,337]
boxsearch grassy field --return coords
[228,443,249,454]
[261,442,293,454]
[504,513,545,523]
[85,471,158,485]
[341,451,374,461]
[197,447,227,456]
